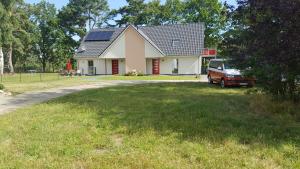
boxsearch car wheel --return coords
[208,76,213,84]
[221,79,226,88]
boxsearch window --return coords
[209,61,216,69]
[224,62,233,69]
[88,60,94,67]
[88,60,95,75]
[172,39,181,47]
[172,59,179,74]
[216,61,223,69]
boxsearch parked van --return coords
[207,59,255,88]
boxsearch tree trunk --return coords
[8,44,14,74]
[42,59,46,73]
[52,63,55,72]
[0,47,4,75]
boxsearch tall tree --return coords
[222,0,300,101]
[184,0,227,47]
[110,0,147,27]
[13,4,38,72]
[31,1,68,72]
[1,0,20,73]
[0,0,32,73]
[58,0,109,39]
[0,3,4,75]
[143,0,164,25]
[161,0,185,24]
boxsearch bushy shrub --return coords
[249,94,300,121]
[0,84,4,90]
[126,71,137,76]
[125,70,144,76]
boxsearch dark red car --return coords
[207,59,255,88]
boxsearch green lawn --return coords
[1,74,198,94]
[0,83,299,168]
[101,75,198,80]
[1,74,97,94]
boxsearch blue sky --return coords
[25,0,237,10]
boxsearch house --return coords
[74,23,215,75]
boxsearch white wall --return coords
[77,59,88,75]
[146,59,153,74]
[77,59,106,75]
[119,59,126,75]
[158,56,200,75]
[77,56,200,75]
[77,59,127,75]
[101,33,126,59]
[160,57,174,74]
[178,57,200,74]
[94,59,106,74]
[106,59,112,74]
[145,40,163,58]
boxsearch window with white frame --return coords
[172,39,181,47]
[172,59,179,74]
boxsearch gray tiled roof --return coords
[139,23,205,56]
[75,23,204,58]
[75,27,125,57]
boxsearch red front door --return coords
[112,60,119,75]
[152,59,160,75]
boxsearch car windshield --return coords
[224,62,234,69]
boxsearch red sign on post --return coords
[209,49,217,55]
[201,49,217,56]
[202,49,209,55]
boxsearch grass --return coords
[0,74,98,94]
[0,83,299,169]
[0,73,198,94]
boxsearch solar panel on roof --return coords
[85,31,114,41]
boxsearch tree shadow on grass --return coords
[53,82,300,148]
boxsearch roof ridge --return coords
[90,27,125,32]
[138,22,204,29]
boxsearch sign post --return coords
[200,48,217,74]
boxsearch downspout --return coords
[105,58,107,75]
[198,55,201,75]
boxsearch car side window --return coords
[216,62,223,70]
[209,61,224,70]
[209,61,216,69]
[209,62,212,68]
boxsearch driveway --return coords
[0,80,201,115]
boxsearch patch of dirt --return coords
[111,134,123,147]
[93,148,109,154]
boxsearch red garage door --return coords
[112,60,119,75]
[152,59,160,75]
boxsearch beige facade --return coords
[125,26,146,74]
